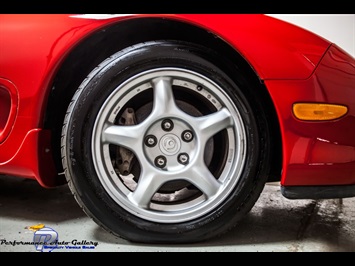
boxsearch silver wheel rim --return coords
[92,67,246,223]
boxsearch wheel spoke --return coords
[127,170,163,208]
[196,108,234,141]
[102,124,143,149]
[151,77,179,116]
[187,163,222,199]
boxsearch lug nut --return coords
[182,130,193,142]
[154,155,167,168]
[144,135,157,147]
[161,119,174,131]
[178,153,189,165]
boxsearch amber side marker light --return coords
[293,103,348,121]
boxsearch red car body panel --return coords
[266,45,355,186]
[0,14,354,189]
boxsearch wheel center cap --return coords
[159,134,181,155]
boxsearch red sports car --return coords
[0,14,354,244]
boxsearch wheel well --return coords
[44,17,282,182]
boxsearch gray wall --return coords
[268,14,354,57]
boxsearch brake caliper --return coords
[116,108,137,176]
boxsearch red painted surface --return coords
[0,14,354,188]
[266,45,355,186]
[0,78,18,143]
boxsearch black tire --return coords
[61,40,271,244]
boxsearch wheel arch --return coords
[44,17,282,184]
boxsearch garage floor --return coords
[0,174,354,252]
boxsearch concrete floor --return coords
[0,174,354,252]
